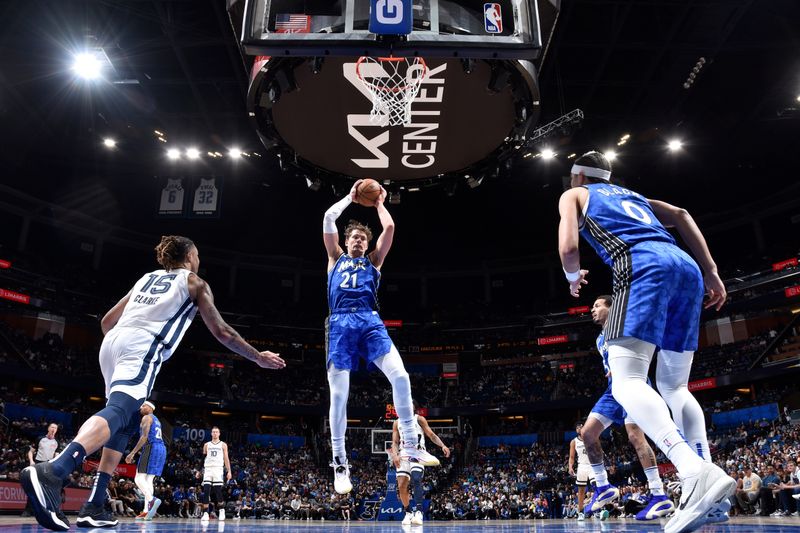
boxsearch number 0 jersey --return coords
[327,254,380,312]
[578,183,675,266]
[114,268,197,362]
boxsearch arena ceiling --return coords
[1,0,799,265]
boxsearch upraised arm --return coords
[368,187,394,269]
[323,181,360,270]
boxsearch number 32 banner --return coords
[157,176,223,218]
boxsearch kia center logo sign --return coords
[266,57,520,181]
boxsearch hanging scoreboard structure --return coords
[227,0,559,190]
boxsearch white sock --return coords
[591,463,609,487]
[374,346,416,447]
[608,339,703,479]
[327,365,351,463]
[657,350,711,462]
[644,467,665,496]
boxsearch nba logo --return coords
[484,3,503,33]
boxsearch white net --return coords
[356,57,428,127]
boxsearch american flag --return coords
[275,14,310,33]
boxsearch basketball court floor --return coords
[2,517,800,532]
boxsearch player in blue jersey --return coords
[125,401,166,521]
[557,151,734,533]
[21,236,285,532]
[323,180,440,495]
[581,295,674,520]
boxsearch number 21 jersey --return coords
[327,254,380,312]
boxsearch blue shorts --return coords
[590,378,654,428]
[326,310,393,371]
[590,385,627,428]
[137,443,166,476]
[606,241,703,352]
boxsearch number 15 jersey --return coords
[114,268,198,362]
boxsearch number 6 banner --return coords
[191,176,223,218]
[158,177,186,216]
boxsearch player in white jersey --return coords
[199,427,231,521]
[389,401,450,526]
[21,235,285,532]
[568,422,592,520]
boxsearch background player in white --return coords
[558,151,732,533]
[21,235,285,531]
[568,422,592,520]
[200,427,231,521]
[389,401,450,526]
[323,180,439,495]
[581,295,675,520]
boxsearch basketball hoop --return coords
[355,56,428,127]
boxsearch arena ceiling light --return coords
[228,147,242,158]
[540,148,555,160]
[667,139,683,152]
[604,150,617,161]
[166,148,181,160]
[186,147,200,160]
[102,138,116,148]
[72,52,103,80]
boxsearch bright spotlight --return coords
[541,148,555,160]
[72,52,103,80]
[103,138,116,148]
[796,95,800,102]
[604,150,617,161]
[667,139,683,152]
[186,148,200,160]
[167,148,181,160]
[228,148,242,159]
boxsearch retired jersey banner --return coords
[537,334,568,346]
[158,177,186,216]
[190,176,223,218]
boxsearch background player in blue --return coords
[581,295,674,521]
[21,236,285,532]
[125,400,165,521]
[323,180,439,495]
[557,151,732,533]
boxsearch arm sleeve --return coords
[323,195,353,234]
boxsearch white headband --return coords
[571,164,611,181]
[143,401,156,411]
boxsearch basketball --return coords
[355,179,382,206]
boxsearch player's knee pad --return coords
[201,483,211,504]
[134,472,148,489]
[96,392,142,437]
[213,485,223,503]
[102,394,144,453]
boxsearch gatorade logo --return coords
[376,0,403,24]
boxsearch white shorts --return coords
[203,466,224,485]
[576,464,594,487]
[396,458,425,479]
[100,328,165,401]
